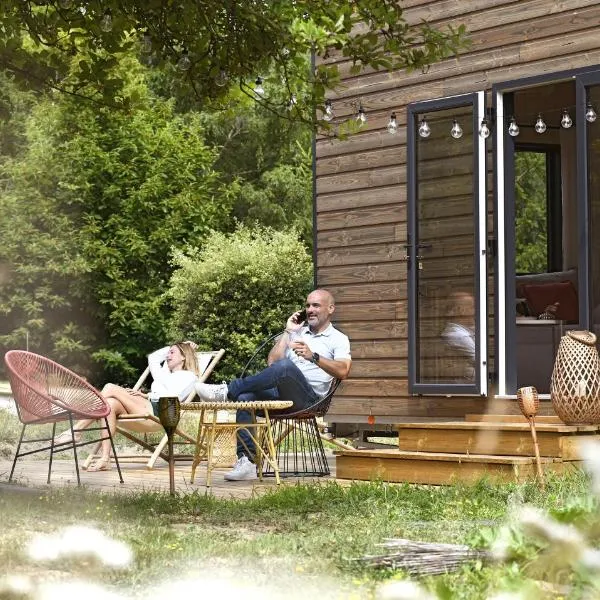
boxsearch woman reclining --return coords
[55,342,200,471]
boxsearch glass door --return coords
[407,92,488,395]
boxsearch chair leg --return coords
[104,417,124,483]
[263,416,330,478]
[67,414,82,486]
[9,424,26,482]
[148,435,168,470]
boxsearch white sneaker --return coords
[224,456,258,481]
[195,382,228,402]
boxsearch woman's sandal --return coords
[86,457,111,472]
[54,430,82,445]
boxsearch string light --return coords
[534,113,547,134]
[450,119,463,139]
[479,119,491,139]
[254,76,265,96]
[508,116,520,137]
[215,70,228,87]
[287,94,297,111]
[99,9,113,33]
[586,102,597,123]
[356,104,367,125]
[418,116,431,138]
[323,100,333,122]
[560,108,573,129]
[140,33,152,54]
[177,50,191,71]
[387,112,398,134]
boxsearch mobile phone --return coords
[295,309,307,324]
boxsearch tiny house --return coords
[315,0,600,434]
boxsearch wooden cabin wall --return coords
[316,0,600,423]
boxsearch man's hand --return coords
[290,341,313,361]
[286,311,304,332]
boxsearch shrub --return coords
[167,225,313,380]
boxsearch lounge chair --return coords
[83,349,225,470]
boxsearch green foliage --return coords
[0,60,234,381]
[515,151,548,274]
[1,1,469,122]
[167,225,313,380]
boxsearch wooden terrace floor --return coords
[0,456,339,499]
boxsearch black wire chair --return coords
[240,332,340,477]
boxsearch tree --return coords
[0,60,234,381]
[1,1,468,121]
[167,225,313,381]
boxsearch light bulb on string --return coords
[479,119,490,139]
[254,76,265,96]
[586,102,597,123]
[100,9,113,32]
[177,50,191,71]
[450,119,463,139]
[287,94,297,111]
[418,116,431,138]
[535,114,547,134]
[323,100,333,122]
[140,33,152,54]
[356,104,367,125]
[387,112,398,134]
[508,117,520,137]
[215,70,228,87]
[561,108,573,129]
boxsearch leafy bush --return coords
[167,225,313,381]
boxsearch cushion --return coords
[522,281,578,322]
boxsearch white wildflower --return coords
[377,580,436,600]
[0,575,36,600]
[578,439,600,495]
[38,581,125,600]
[26,525,133,569]
[517,505,585,555]
[489,525,514,561]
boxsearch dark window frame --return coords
[514,143,562,274]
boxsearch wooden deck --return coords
[0,456,338,499]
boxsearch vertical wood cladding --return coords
[316,0,600,420]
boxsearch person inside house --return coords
[195,288,352,481]
[441,290,476,381]
[54,342,200,471]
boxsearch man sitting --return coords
[195,288,352,481]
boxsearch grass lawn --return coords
[1,469,596,599]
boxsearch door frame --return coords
[406,91,488,395]
[492,65,600,396]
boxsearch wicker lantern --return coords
[550,330,600,424]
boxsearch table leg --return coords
[262,409,281,485]
[205,410,218,489]
[190,408,205,484]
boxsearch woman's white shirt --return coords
[147,346,197,401]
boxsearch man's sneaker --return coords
[224,456,258,481]
[195,382,228,402]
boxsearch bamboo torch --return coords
[517,386,545,490]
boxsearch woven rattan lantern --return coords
[551,330,600,424]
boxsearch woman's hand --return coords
[183,340,198,350]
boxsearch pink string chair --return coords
[4,350,123,485]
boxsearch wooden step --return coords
[335,448,576,485]
[466,413,563,424]
[396,421,600,458]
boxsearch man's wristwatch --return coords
[311,352,320,364]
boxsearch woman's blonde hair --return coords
[173,342,200,377]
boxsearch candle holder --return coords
[517,386,544,490]
[158,396,180,495]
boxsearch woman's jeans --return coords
[227,359,319,461]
